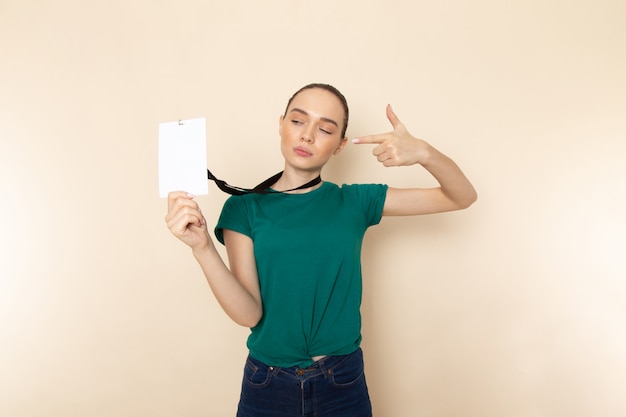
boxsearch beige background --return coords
[1,0,625,416]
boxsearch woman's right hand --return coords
[165,191,211,251]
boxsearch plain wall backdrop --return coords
[1,0,625,416]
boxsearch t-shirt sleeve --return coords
[343,183,388,227]
[214,196,252,245]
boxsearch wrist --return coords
[191,240,215,259]
[414,140,435,166]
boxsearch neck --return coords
[273,168,323,193]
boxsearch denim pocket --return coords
[243,356,272,388]
[328,349,365,387]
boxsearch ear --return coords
[278,114,284,135]
[333,137,348,155]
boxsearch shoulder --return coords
[321,181,387,191]
[330,182,388,225]
[221,192,262,210]
[216,195,258,244]
[336,182,388,200]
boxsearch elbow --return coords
[237,317,260,329]
[464,190,478,209]
[234,308,263,328]
[455,189,478,210]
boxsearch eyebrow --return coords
[290,108,339,128]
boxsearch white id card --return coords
[158,117,208,198]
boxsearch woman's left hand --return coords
[352,105,429,167]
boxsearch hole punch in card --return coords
[158,117,209,198]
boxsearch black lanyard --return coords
[207,169,321,196]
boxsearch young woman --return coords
[165,83,477,417]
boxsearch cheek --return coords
[280,123,297,140]
[319,140,342,156]
[280,127,293,145]
[279,133,293,153]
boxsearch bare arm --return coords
[165,192,262,327]
[353,105,477,216]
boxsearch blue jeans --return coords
[236,348,373,417]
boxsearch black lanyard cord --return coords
[207,169,321,196]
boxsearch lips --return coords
[294,146,312,157]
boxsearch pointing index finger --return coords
[352,135,386,145]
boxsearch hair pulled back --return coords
[283,83,349,138]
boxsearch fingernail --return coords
[352,138,360,143]
[187,192,196,198]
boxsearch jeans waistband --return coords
[249,348,362,380]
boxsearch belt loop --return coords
[318,357,332,378]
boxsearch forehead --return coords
[287,88,345,120]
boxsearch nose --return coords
[301,124,315,143]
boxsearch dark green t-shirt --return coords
[215,182,387,368]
